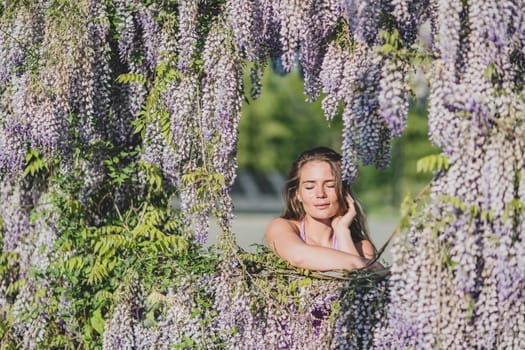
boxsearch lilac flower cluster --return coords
[375,1,525,347]
[201,22,244,188]
[114,0,138,68]
[251,0,281,62]
[103,271,145,349]
[274,0,305,72]
[338,43,391,181]
[315,1,417,182]
[111,0,150,144]
[177,0,199,72]
[103,302,136,349]
[1,1,524,349]
[351,0,384,44]
[102,274,215,349]
[390,0,418,43]
[0,111,29,175]
[268,0,343,100]
[101,254,389,349]
[378,58,409,137]
[333,278,389,348]
[0,3,45,84]
[0,4,44,174]
[226,0,256,60]
[2,183,60,348]
[160,72,210,242]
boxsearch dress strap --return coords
[299,217,306,241]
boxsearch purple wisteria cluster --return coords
[0,3,44,174]
[316,1,414,182]
[0,0,415,247]
[102,272,218,349]
[374,0,525,348]
[212,0,414,183]
[210,267,388,349]
[0,179,61,348]
[1,0,524,349]
[0,1,153,347]
[101,256,389,349]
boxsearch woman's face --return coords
[296,160,341,221]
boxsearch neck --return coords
[303,215,334,245]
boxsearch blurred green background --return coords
[237,63,438,217]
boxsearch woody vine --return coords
[0,1,524,349]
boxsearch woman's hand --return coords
[331,194,356,233]
[330,194,362,255]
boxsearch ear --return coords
[296,192,303,203]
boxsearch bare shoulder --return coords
[266,217,297,229]
[265,217,301,251]
[265,217,299,237]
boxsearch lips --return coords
[314,203,330,209]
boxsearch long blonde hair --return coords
[281,147,372,244]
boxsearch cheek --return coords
[327,189,339,200]
[297,188,312,202]
[328,192,342,209]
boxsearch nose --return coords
[315,186,326,198]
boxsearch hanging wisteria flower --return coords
[226,0,256,60]
[376,1,525,345]
[435,0,463,72]
[275,0,313,72]
[176,0,199,73]
[352,0,383,44]
[378,58,409,137]
[0,1,524,349]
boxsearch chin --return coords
[312,210,337,221]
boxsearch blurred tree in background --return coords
[238,64,438,214]
[238,64,342,173]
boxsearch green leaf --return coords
[90,308,105,335]
[116,72,148,86]
[417,154,449,173]
[65,255,85,273]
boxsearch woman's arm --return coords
[330,194,377,260]
[265,218,380,272]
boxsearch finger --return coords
[345,193,354,207]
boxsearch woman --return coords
[265,147,384,272]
